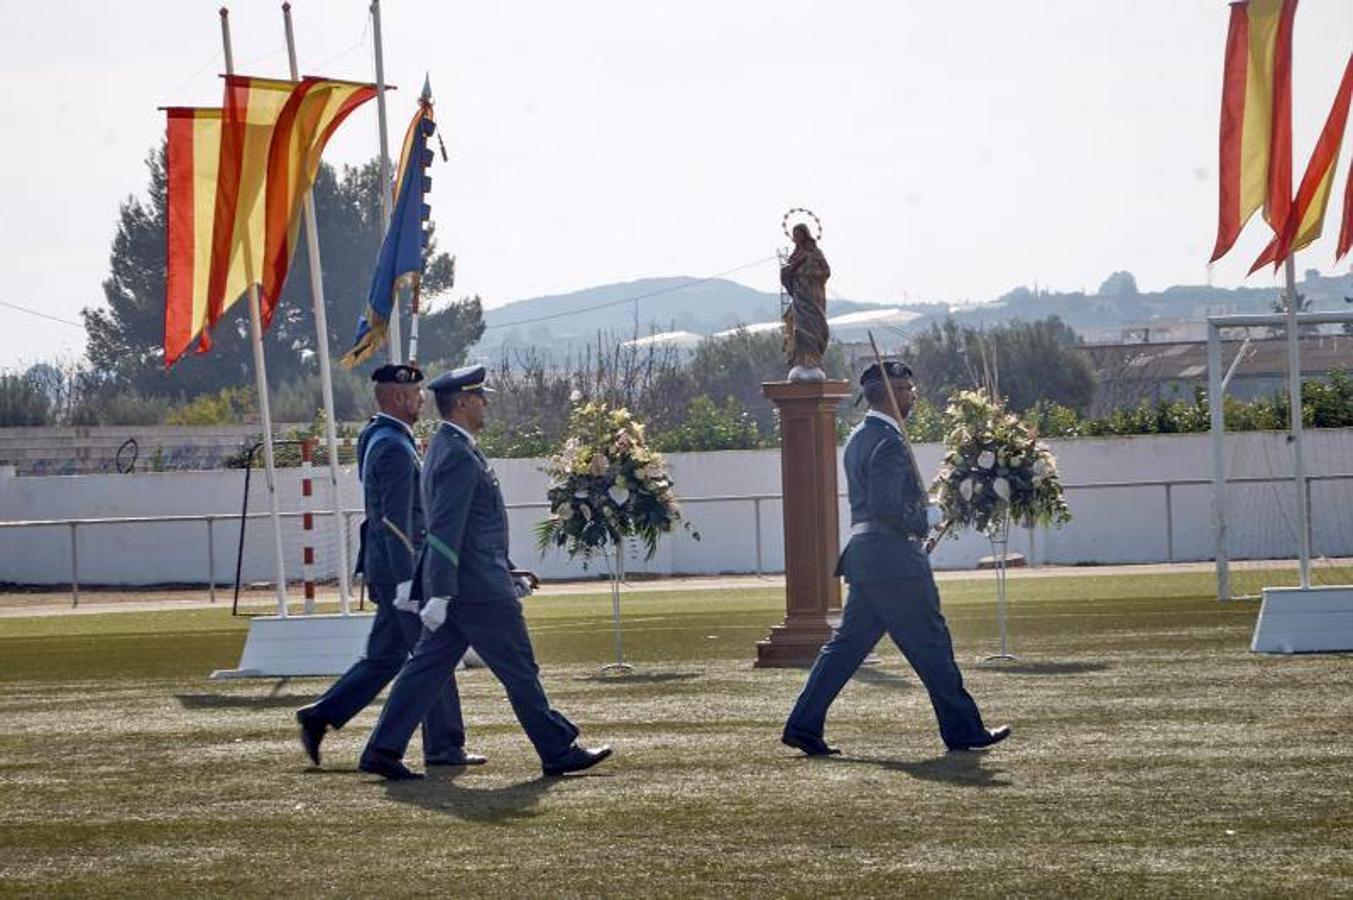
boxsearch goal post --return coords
[1208,309,1353,603]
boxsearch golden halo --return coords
[781,207,823,241]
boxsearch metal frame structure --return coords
[1207,309,1353,600]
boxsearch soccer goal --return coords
[1207,307,1353,652]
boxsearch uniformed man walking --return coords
[295,364,482,769]
[359,365,612,781]
[782,361,1011,755]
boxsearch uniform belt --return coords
[850,522,921,542]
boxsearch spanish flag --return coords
[205,76,296,332]
[1211,0,1297,263]
[1251,54,1353,273]
[164,107,223,367]
[261,77,377,308]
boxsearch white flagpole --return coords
[282,1,352,615]
[220,7,290,616]
[370,0,402,363]
[1282,254,1312,589]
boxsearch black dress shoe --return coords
[295,707,328,766]
[425,749,488,767]
[358,753,425,781]
[947,725,1012,752]
[542,743,613,776]
[781,729,842,757]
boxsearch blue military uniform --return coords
[297,364,465,764]
[785,363,1001,752]
[362,366,587,774]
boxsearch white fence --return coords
[1,430,1351,587]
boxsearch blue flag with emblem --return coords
[342,87,437,367]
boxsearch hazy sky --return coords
[2,1,1352,369]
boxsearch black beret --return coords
[371,364,423,384]
[859,360,913,385]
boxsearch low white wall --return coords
[1,430,1350,585]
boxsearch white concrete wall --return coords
[1,430,1350,585]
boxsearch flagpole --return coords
[282,1,353,615]
[370,0,402,363]
[1282,254,1312,589]
[407,76,437,365]
[221,6,290,617]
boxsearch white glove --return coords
[420,596,450,632]
[513,575,535,599]
[391,580,418,613]
[926,505,945,529]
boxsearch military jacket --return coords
[836,414,932,583]
[355,414,425,586]
[420,423,517,603]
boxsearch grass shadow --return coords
[970,661,1110,676]
[573,671,703,685]
[825,751,1011,788]
[382,774,562,824]
[176,692,321,710]
[850,667,912,689]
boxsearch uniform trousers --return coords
[365,595,579,763]
[786,575,988,749]
[307,582,464,758]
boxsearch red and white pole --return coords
[301,437,317,614]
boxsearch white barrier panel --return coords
[210,613,482,678]
[1251,586,1353,654]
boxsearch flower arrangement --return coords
[932,390,1071,537]
[535,400,692,561]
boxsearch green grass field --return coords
[2,570,1351,897]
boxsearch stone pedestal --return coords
[755,379,850,667]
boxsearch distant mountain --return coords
[465,268,1353,362]
[469,277,888,361]
[947,268,1353,340]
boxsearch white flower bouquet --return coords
[536,400,692,561]
[932,390,1071,537]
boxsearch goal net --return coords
[232,437,362,612]
[1210,317,1353,600]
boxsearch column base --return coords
[753,616,835,668]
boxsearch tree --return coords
[1097,271,1139,297]
[657,328,849,436]
[905,316,1094,414]
[81,148,479,404]
[0,373,51,426]
[416,293,486,369]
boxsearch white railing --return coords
[4,472,1350,608]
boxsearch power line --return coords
[482,256,777,331]
[0,300,84,328]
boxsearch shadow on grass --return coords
[850,667,912,689]
[177,678,319,709]
[970,661,1110,676]
[573,671,704,685]
[382,773,566,824]
[824,752,1011,788]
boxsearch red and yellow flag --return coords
[1338,102,1353,262]
[205,76,296,331]
[164,107,223,367]
[261,77,377,308]
[1251,54,1353,272]
[1211,0,1297,263]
